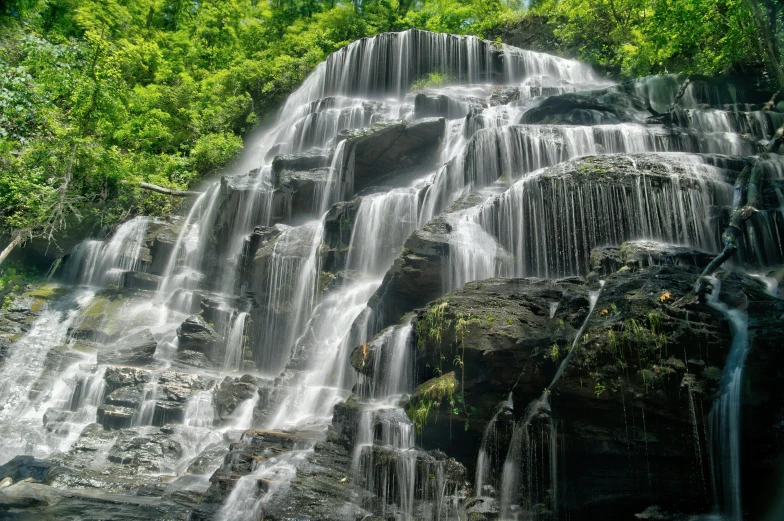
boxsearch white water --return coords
[2,28,776,521]
[705,277,750,521]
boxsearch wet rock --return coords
[96,404,135,430]
[176,315,218,355]
[0,456,56,483]
[215,375,258,420]
[619,240,714,271]
[104,385,144,409]
[590,246,624,276]
[406,265,784,519]
[186,442,228,475]
[337,118,446,192]
[522,91,641,125]
[120,271,161,291]
[271,149,331,180]
[349,342,375,376]
[173,349,212,369]
[414,92,473,119]
[96,329,157,367]
[330,394,361,448]
[107,430,183,472]
[104,366,152,391]
[0,477,11,490]
[368,217,451,330]
[272,167,330,221]
[322,199,361,272]
[143,218,182,276]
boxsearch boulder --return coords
[337,118,446,192]
[406,265,784,519]
[96,329,157,367]
[272,168,330,221]
[104,366,152,391]
[96,404,135,430]
[414,92,473,119]
[103,385,145,409]
[120,271,161,291]
[271,149,331,180]
[173,349,212,370]
[322,199,361,273]
[521,91,642,125]
[214,375,258,421]
[143,218,182,276]
[106,431,183,472]
[367,217,451,331]
[0,455,57,483]
[176,315,218,354]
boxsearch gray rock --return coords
[107,431,183,472]
[337,118,446,192]
[272,168,331,221]
[120,271,161,291]
[96,329,157,367]
[215,375,257,421]
[96,404,135,430]
[104,385,145,409]
[522,91,642,125]
[271,149,331,180]
[104,366,152,391]
[173,349,213,369]
[177,315,218,354]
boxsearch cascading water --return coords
[2,28,778,521]
[705,277,751,521]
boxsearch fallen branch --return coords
[762,90,781,111]
[766,124,784,153]
[122,180,202,197]
[0,235,23,268]
[695,165,762,292]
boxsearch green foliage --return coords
[0,0,519,247]
[531,0,763,78]
[410,71,452,90]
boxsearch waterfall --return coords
[4,27,779,521]
[63,216,150,287]
[442,154,733,290]
[705,277,750,521]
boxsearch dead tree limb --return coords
[0,235,23,268]
[762,90,781,111]
[695,165,763,292]
[122,180,203,197]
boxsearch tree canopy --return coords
[0,0,778,256]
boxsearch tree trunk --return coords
[122,180,203,197]
[695,165,763,291]
[747,0,784,88]
[0,235,23,268]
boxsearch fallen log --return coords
[122,180,202,197]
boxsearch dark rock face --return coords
[338,118,446,192]
[522,91,642,125]
[177,315,218,355]
[188,429,361,521]
[591,240,715,276]
[120,271,161,292]
[414,92,474,120]
[96,404,136,430]
[406,264,784,519]
[272,167,330,221]
[271,150,331,180]
[214,375,257,420]
[96,330,157,367]
[368,218,451,331]
[142,218,182,276]
[322,199,360,273]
